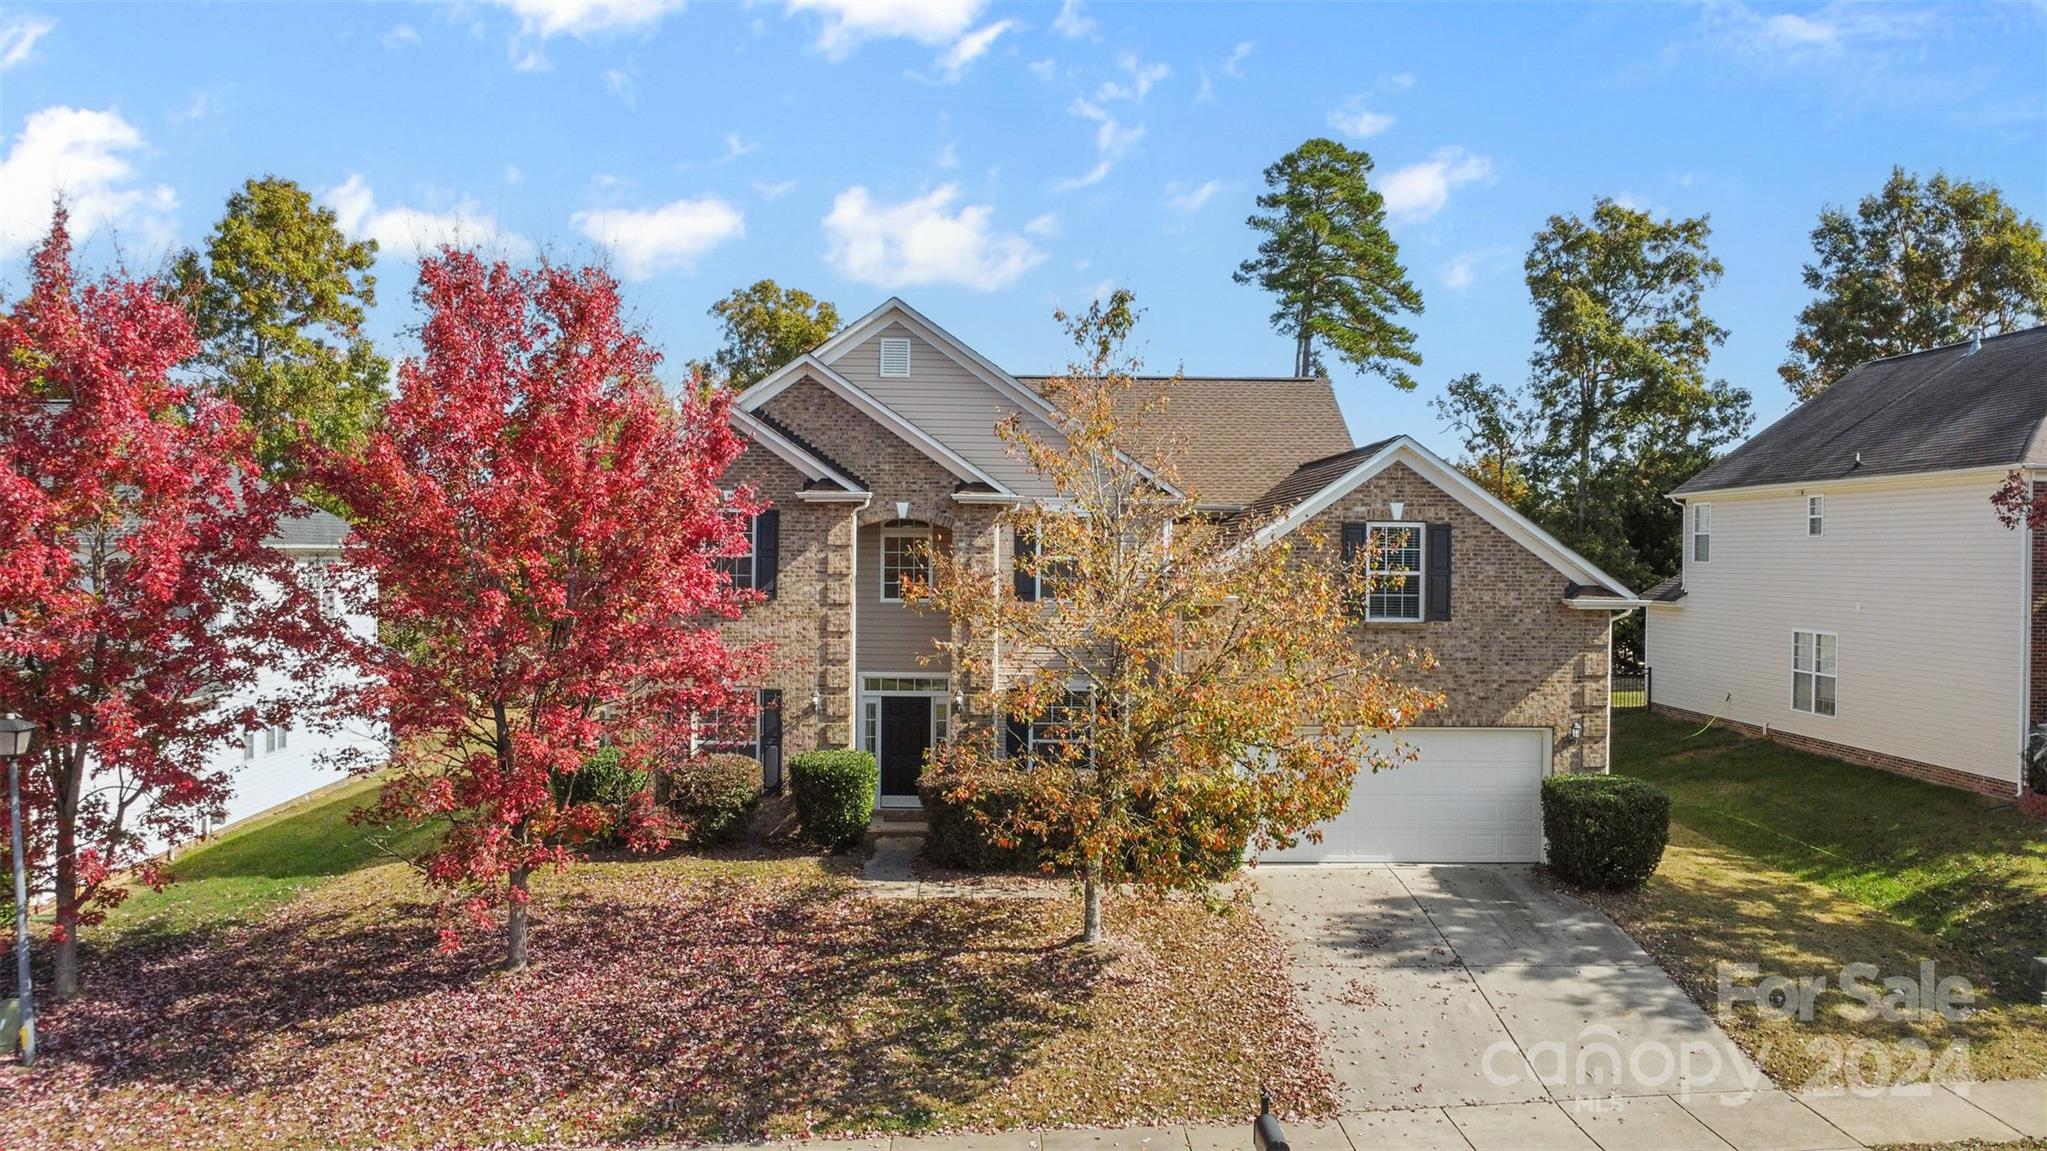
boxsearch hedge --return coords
[1541,773,1670,890]
[789,749,878,851]
[665,753,762,845]
[920,767,1248,880]
[551,745,651,842]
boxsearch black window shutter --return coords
[754,509,780,600]
[1004,714,1031,759]
[1340,522,1368,618]
[1012,528,1038,602]
[1425,522,1452,621]
[757,689,783,793]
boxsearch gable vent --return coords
[878,336,911,377]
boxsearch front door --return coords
[879,696,932,801]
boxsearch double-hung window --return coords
[1364,523,1424,623]
[1692,503,1713,563]
[880,526,931,602]
[1024,689,1093,765]
[1791,631,1837,716]
[1806,495,1824,537]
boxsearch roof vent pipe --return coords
[1966,329,1983,356]
[1853,451,1863,467]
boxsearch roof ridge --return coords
[1292,435,1400,471]
[1846,322,2047,368]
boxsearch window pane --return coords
[1815,675,1837,716]
[1815,634,1836,675]
[1793,671,1814,712]
[1792,632,1812,672]
[1694,534,1710,563]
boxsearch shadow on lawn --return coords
[32,867,1113,1146]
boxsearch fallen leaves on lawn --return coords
[9,855,1335,1149]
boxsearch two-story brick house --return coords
[713,298,1643,862]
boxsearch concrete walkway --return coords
[666,1078,2046,1149]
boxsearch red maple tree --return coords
[0,210,337,997]
[316,250,764,971]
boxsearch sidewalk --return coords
[671,1080,2046,1149]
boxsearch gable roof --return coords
[270,506,350,550]
[1243,435,1641,603]
[731,407,868,492]
[1674,325,2047,496]
[1015,375,1354,509]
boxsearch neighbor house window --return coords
[1807,495,1824,537]
[722,514,756,590]
[1024,689,1093,764]
[878,337,911,377]
[1692,503,1712,563]
[261,723,289,754]
[1365,523,1424,623]
[1792,631,1837,717]
[880,525,931,602]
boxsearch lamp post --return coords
[0,714,38,1066]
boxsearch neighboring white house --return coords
[1644,326,2046,798]
[162,508,385,850]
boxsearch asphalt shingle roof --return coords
[1232,436,1403,526]
[1673,325,2047,495]
[1016,375,1354,508]
[269,507,350,549]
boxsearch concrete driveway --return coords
[1252,865,1768,1112]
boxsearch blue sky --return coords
[3,0,2043,457]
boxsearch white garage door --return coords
[1261,728,1550,864]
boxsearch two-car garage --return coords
[1259,727,1552,864]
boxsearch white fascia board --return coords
[951,491,1025,505]
[1669,463,2015,502]
[1566,597,1651,610]
[1251,436,1640,600]
[795,490,873,505]
[729,408,864,492]
[736,354,1013,495]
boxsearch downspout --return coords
[2022,475,2036,800]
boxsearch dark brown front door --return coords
[879,696,931,799]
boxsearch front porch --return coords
[856,672,955,809]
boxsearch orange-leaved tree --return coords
[911,291,1440,944]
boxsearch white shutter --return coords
[878,337,911,377]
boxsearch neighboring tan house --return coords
[714,298,1643,863]
[1645,326,2047,799]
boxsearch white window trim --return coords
[1023,684,1095,766]
[1363,521,1426,624]
[878,524,932,603]
[1692,503,1713,564]
[878,336,912,377]
[1807,494,1825,537]
[1791,629,1838,717]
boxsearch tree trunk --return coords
[1081,855,1104,944]
[52,822,77,1000]
[503,863,531,974]
[1295,332,1313,379]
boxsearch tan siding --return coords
[825,322,1059,496]
[856,522,951,672]
[1645,472,2024,787]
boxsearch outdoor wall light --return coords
[809,690,822,712]
[895,500,911,521]
[1389,501,1405,521]
[1562,719,1583,748]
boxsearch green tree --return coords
[1782,168,2047,400]
[705,279,840,390]
[1432,371,1533,504]
[172,176,389,476]
[1523,199,1751,587]
[1234,138,1423,386]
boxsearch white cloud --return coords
[1055,97,1142,191]
[0,106,176,257]
[605,67,635,106]
[1701,1,1932,59]
[754,178,797,200]
[491,0,682,39]
[1224,40,1253,77]
[719,133,758,163]
[934,18,1014,81]
[168,90,219,124]
[822,184,1043,291]
[573,196,745,280]
[504,164,526,184]
[1164,179,1223,214]
[1051,0,1095,39]
[1328,98,1395,139]
[1024,212,1061,237]
[1379,71,1416,90]
[1438,244,1516,291]
[1028,56,1057,81]
[320,174,534,262]
[934,139,958,168]
[1380,147,1495,222]
[785,0,984,62]
[1096,51,1167,101]
[381,23,421,49]
[0,12,53,71]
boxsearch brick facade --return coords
[1649,702,2018,799]
[1298,462,1614,775]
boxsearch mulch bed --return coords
[7,856,1333,1150]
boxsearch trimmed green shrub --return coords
[789,749,878,851]
[552,745,651,841]
[920,767,1045,871]
[1542,774,1670,890]
[666,753,762,845]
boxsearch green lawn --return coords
[97,774,440,943]
[1585,710,2047,1087]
